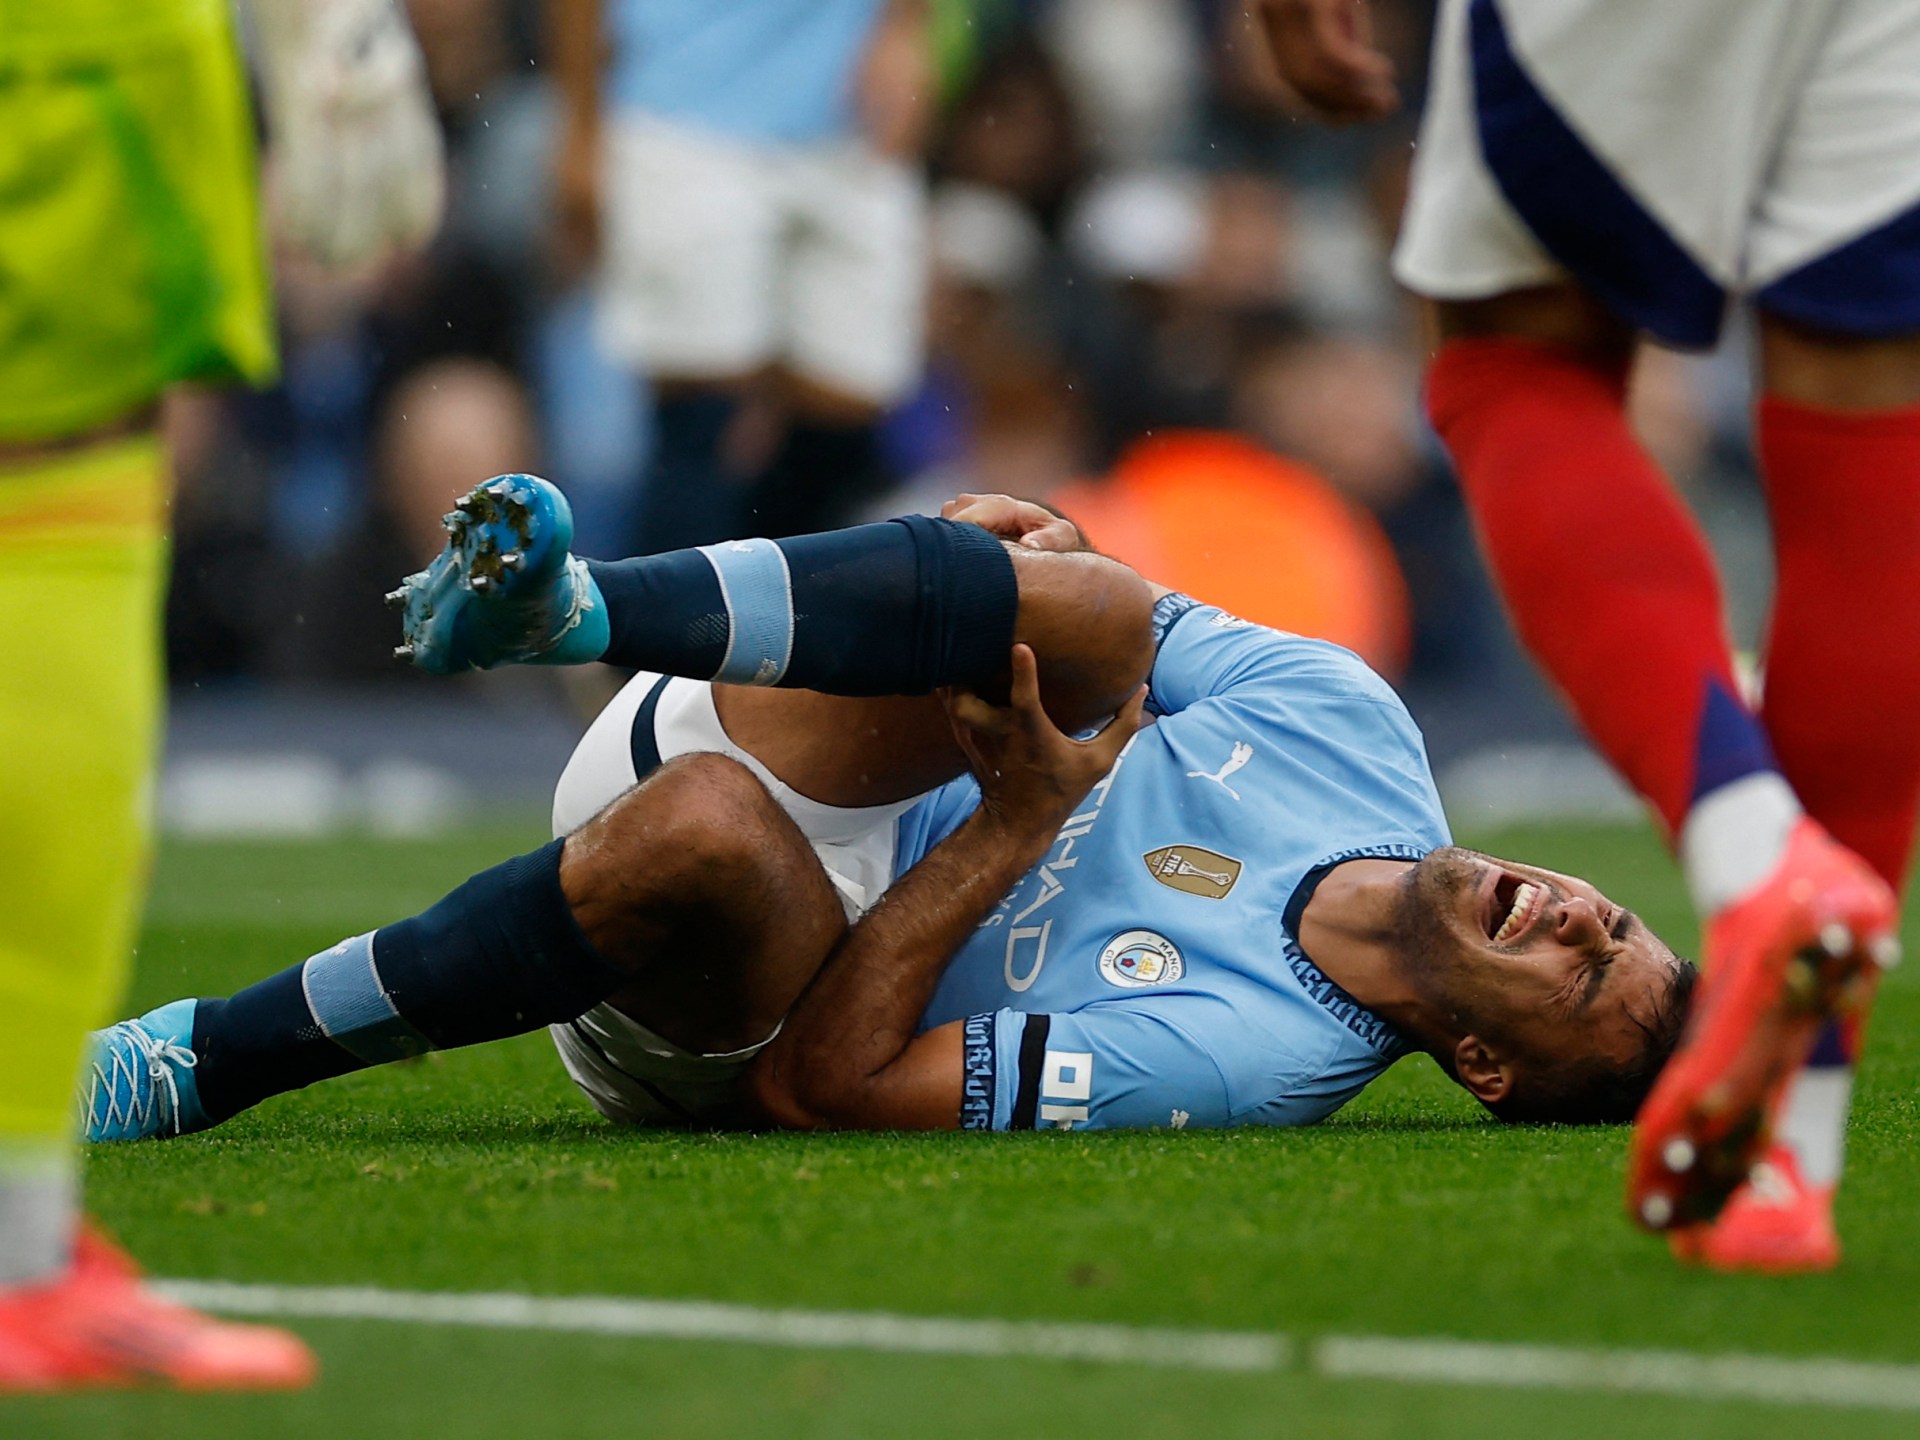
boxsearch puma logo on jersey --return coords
[1186,740,1252,800]
[1142,845,1243,899]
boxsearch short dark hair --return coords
[1484,960,1700,1126]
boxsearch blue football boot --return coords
[388,474,610,674]
[82,999,210,1142]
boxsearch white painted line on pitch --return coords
[157,1280,1920,1412]
[1315,1336,1920,1413]
[155,1281,1285,1373]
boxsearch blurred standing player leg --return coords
[552,0,930,553]
[1263,0,1920,1269]
[0,0,441,1390]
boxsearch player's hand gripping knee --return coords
[940,494,1089,553]
[944,644,1147,834]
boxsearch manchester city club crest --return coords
[1097,929,1185,988]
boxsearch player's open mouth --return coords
[1484,871,1543,944]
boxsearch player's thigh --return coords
[779,142,928,410]
[596,115,781,381]
[0,444,166,958]
[556,671,927,906]
[0,439,166,1136]
[1747,0,1920,350]
[565,752,849,1055]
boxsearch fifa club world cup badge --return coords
[1097,930,1186,988]
[1142,845,1243,899]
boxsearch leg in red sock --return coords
[1760,391,1920,893]
[1423,294,1893,1243]
[1424,311,1754,842]
[1683,326,1920,1272]
[1424,298,1803,918]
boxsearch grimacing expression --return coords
[1400,846,1686,1077]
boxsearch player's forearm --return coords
[752,811,1052,1128]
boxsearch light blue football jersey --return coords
[897,594,1452,1132]
[606,0,883,144]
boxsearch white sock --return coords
[1772,1065,1852,1190]
[1678,771,1802,917]
[0,1149,76,1289]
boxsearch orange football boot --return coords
[0,1224,316,1392]
[1669,1141,1839,1273]
[1628,817,1896,1236]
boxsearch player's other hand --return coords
[945,644,1147,835]
[1257,0,1400,124]
[941,494,1088,553]
[252,0,447,270]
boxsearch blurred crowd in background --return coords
[165,0,1776,778]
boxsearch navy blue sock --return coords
[584,515,1018,695]
[191,841,627,1121]
[633,392,748,555]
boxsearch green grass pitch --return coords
[9,820,1919,1438]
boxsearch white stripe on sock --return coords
[1774,1067,1852,1188]
[1678,771,1801,916]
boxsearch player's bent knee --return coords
[1011,549,1156,731]
[561,753,785,912]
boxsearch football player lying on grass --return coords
[88,481,1694,1145]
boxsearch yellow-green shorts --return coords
[0,0,275,443]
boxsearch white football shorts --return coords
[596,114,928,405]
[547,671,919,1127]
[1394,0,1920,347]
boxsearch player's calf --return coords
[395,474,1025,698]
[85,834,628,1139]
[82,754,841,1138]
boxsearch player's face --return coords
[1404,847,1685,1074]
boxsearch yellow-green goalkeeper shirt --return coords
[0,0,275,443]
